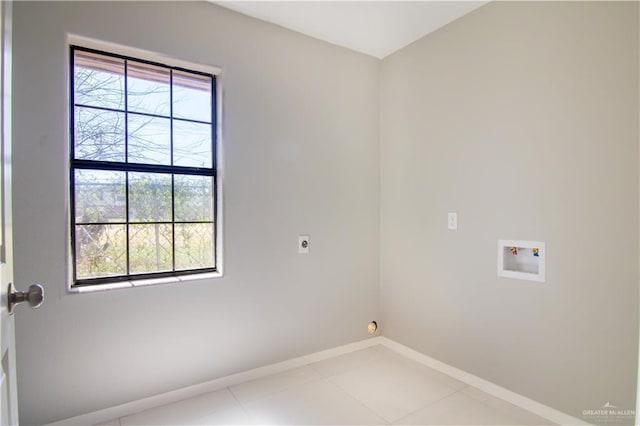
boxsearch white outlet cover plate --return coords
[447,212,458,230]
[299,235,310,254]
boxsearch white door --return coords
[0,1,18,423]
[0,2,43,424]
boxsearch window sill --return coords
[67,271,223,294]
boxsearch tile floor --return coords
[96,345,553,425]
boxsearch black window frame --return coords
[70,45,218,287]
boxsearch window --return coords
[70,46,217,287]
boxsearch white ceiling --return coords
[212,1,487,59]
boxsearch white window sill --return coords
[67,272,223,294]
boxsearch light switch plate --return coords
[448,212,458,230]
[299,235,310,254]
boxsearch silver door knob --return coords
[8,283,43,315]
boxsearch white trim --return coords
[379,337,589,426]
[214,70,224,279]
[67,272,224,294]
[636,4,640,423]
[45,337,383,426]
[47,336,588,426]
[67,34,221,75]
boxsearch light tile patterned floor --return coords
[97,345,554,425]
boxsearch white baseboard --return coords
[46,337,383,425]
[49,335,587,426]
[378,337,589,425]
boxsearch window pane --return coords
[75,170,126,223]
[74,50,124,110]
[175,223,214,270]
[173,71,212,123]
[174,175,213,221]
[75,224,126,279]
[129,224,173,274]
[173,121,212,168]
[71,48,217,285]
[74,106,126,162]
[127,61,170,116]
[127,114,171,165]
[128,172,172,222]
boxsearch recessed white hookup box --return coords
[498,240,545,282]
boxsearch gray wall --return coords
[380,1,639,421]
[13,1,640,425]
[12,2,380,425]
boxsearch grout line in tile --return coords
[226,386,253,418]
[462,386,551,425]
[227,385,242,406]
[390,386,470,424]
[325,372,396,423]
[306,361,328,378]
[321,377,390,426]
[231,370,325,408]
[305,353,379,379]
[323,352,468,424]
